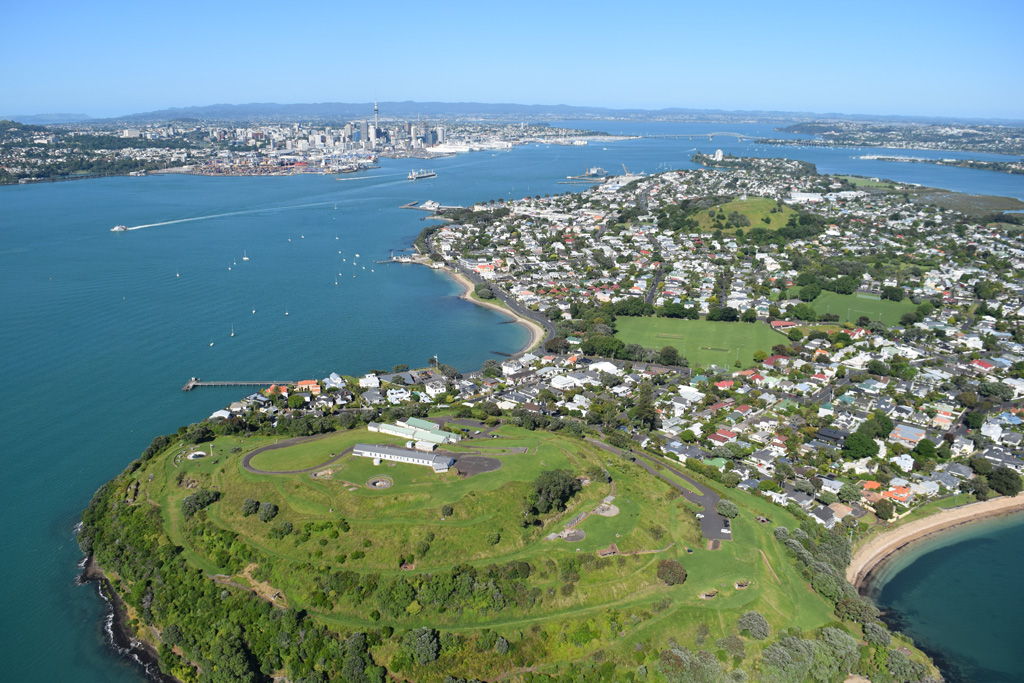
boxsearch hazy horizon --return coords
[4,0,1022,121]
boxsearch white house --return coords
[890,453,915,473]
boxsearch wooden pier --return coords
[182,378,295,392]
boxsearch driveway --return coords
[586,438,731,541]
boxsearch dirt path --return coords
[759,549,781,584]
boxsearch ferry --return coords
[408,169,436,181]
[110,224,128,232]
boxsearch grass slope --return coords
[127,425,845,681]
[693,197,797,233]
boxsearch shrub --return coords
[257,502,279,522]
[716,635,745,658]
[529,469,581,514]
[716,500,739,518]
[656,559,687,585]
[402,627,440,664]
[442,504,454,517]
[774,526,790,540]
[737,611,770,640]
[887,649,926,682]
[182,489,220,519]
[241,498,259,516]
[863,622,891,646]
[269,521,293,540]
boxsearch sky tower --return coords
[373,95,379,132]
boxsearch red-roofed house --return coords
[296,379,321,395]
[970,359,994,373]
[883,486,912,503]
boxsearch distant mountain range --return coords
[4,113,95,125]
[4,102,1021,127]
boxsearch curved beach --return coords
[447,269,546,355]
[847,492,1024,590]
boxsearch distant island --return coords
[759,121,1024,156]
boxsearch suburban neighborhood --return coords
[204,156,1024,535]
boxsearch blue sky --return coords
[3,0,1022,119]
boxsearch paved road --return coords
[455,266,557,349]
[586,438,731,541]
[644,268,665,305]
[241,435,352,475]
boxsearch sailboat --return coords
[176,271,179,278]
[242,251,249,261]
[285,308,289,316]
[252,308,256,314]
[230,324,234,337]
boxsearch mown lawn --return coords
[832,174,899,189]
[615,317,782,369]
[809,291,916,326]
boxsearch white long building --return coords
[367,418,461,445]
[353,443,455,473]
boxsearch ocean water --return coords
[2,124,1023,681]
[868,514,1024,682]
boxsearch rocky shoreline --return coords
[78,555,178,683]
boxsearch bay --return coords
[867,514,1024,682]
[2,122,1022,681]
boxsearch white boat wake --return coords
[125,200,335,231]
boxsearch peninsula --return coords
[81,157,1024,683]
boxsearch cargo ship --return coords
[408,169,436,180]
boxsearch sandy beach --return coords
[847,492,1024,589]
[446,268,546,355]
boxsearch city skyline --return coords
[4,0,1022,120]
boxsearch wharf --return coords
[182,378,295,392]
[399,201,464,212]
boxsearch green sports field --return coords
[614,318,782,369]
[782,290,917,326]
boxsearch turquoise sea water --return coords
[2,124,1023,681]
[867,514,1024,682]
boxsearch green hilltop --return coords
[80,417,934,682]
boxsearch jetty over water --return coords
[182,378,296,392]
[641,131,755,141]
